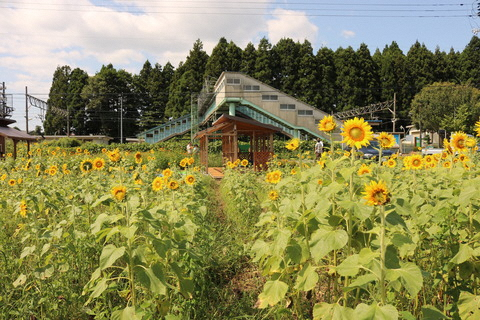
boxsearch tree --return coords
[272,38,301,94]
[406,41,435,96]
[204,37,229,80]
[226,41,243,72]
[356,43,381,106]
[254,37,274,86]
[165,40,208,119]
[460,36,480,89]
[68,68,89,134]
[44,66,71,135]
[295,40,319,106]
[410,82,480,133]
[81,64,138,141]
[334,46,360,110]
[315,47,337,113]
[241,42,257,76]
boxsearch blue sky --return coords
[0,0,478,132]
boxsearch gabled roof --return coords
[194,114,284,139]
[0,126,37,141]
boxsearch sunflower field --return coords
[1,118,480,319]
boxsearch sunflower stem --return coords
[379,205,386,305]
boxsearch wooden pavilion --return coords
[194,114,284,171]
[0,118,37,159]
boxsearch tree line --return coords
[43,36,480,140]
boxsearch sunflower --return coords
[240,159,249,167]
[450,132,468,152]
[185,175,196,186]
[442,161,452,168]
[179,158,188,168]
[162,168,173,178]
[268,190,279,201]
[266,170,282,184]
[385,159,397,168]
[134,152,143,164]
[340,117,373,149]
[49,167,58,176]
[318,115,337,132]
[409,154,423,170]
[475,120,480,137]
[0,174,6,180]
[290,168,297,175]
[357,164,371,176]
[151,177,164,191]
[363,180,390,206]
[466,137,477,148]
[93,158,105,170]
[376,132,395,149]
[111,185,127,201]
[108,149,121,162]
[8,179,16,186]
[76,147,82,153]
[80,159,94,173]
[457,154,470,162]
[188,157,195,166]
[285,138,300,151]
[19,200,27,217]
[168,180,179,190]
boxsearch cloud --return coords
[266,8,318,44]
[341,30,356,39]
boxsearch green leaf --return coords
[91,194,112,208]
[450,244,474,265]
[88,277,108,302]
[13,274,27,287]
[294,263,319,292]
[391,262,423,297]
[136,264,167,295]
[313,302,354,320]
[99,244,125,270]
[354,302,398,320]
[257,280,289,308]
[421,305,449,319]
[336,254,361,277]
[40,243,51,257]
[458,291,480,320]
[349,274,377,288]
[111,306,143,320]
[20,245,36,259]
[310,229,348,263]
[33,264,54,280]
[272,228,291,254]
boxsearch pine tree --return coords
[356,43,381,106]
[315,47,337,113]
[460,36,480,88]
[241,42,257,76]
[68,68,89,135]
[334,46,360,110]
[226,41,243,72]
[204,37,229,80]
[44,66,71,135]
[272,38,301,94]
[254,37,274,86]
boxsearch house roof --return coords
[0,126,37,141]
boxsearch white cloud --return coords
[341,30,356,39]
[266,8,318,44]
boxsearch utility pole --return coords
[25,86,29,133]
[120,95,123,143]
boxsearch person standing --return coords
[186,142,193,154]
[315,138,324,160]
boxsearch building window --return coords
[146,134,153,138]
[244,85,260,91]
[297,110,313,116]
[280,104,296,110]
[262,94,278,101]
[227,78,241,85]
[154,130,159,134]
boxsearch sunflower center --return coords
[457,139,465,147]
[349,127,364,140]
[373,191,386,204]
[380,138,389,146]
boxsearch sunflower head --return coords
[152,177,164,191]
[475,120,480,137]
[168,180,179,190]
[357,164,371,176]
[185,175,195,185]
[266,170,282,184]
[363,180,390,206]
[285,138,300,151]
[450,132,468,152]
[340,117,373,149]
[80,159,94,173]
[318,115,337,132]
[376,132,395,149]
[162,168,173,178]
[111,185,127,201]
[268,190,279,201]
[93,158,105,170]
[19,200,27,217]
[240,159,249,167]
